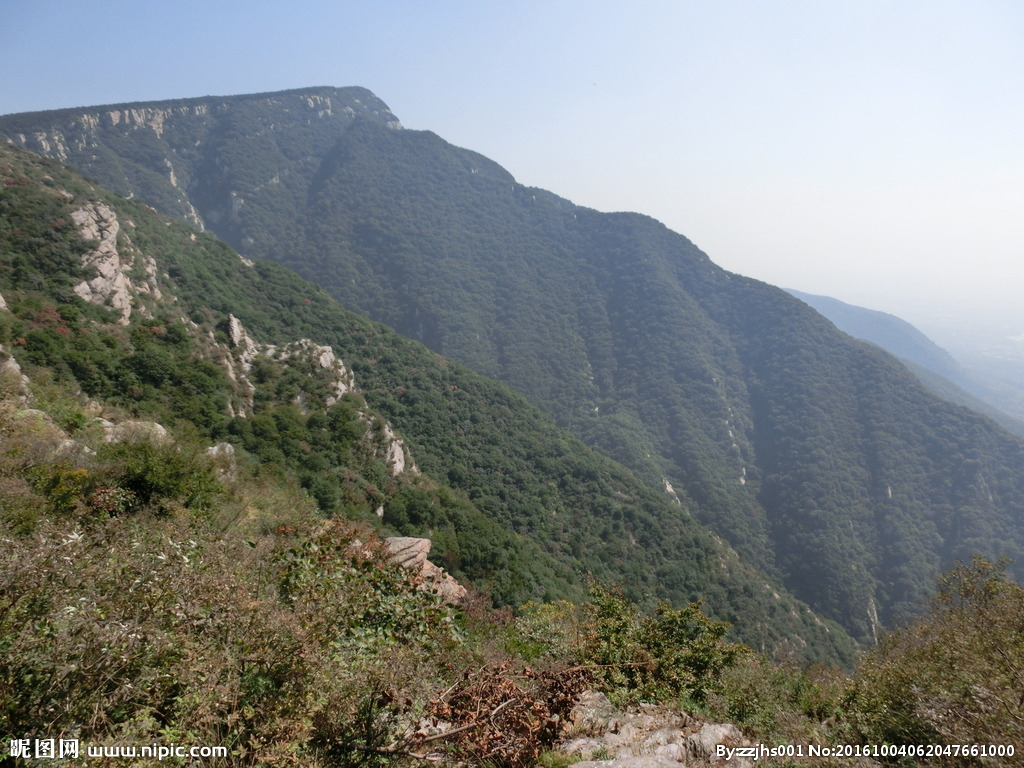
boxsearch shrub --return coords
[94,438,220,515]
[513,582,745,707]
[850,557,1024,765]
[706,657,852,753]
[0,511,479,767]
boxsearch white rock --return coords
[71,203,134,324]
[102,420,169,444]
[385,537,467,602]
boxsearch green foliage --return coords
[95,438,220,515]
[0,459,471,767]
[582,583,745,705]
[707,659,851,751]
[1,139,860,664]
[514,582,745,707]
[275,521,462,654]
[507,600,588,663]
[849,557,1024,763]
[1,360,1023,764]
[12,90,1024,649]
[0,172,92,299]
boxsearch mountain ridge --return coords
[5,88,1024,644]
[0,140,855,662]
[787,288,1024,438]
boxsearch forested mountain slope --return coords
[788,289,1024,437]
[786,291,964,381]
[5,88,1024,643]
[0,141,857,662]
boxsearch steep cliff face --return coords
[1,86,401,233]
[70,202,161,323]
[58,181,418,482]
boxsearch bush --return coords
[706,658,851,753]
[95,438,220,515]
[850,557,1024,765]
[0,511,476,767]
[513,582,745,706]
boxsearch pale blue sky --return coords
[5,1,1024,350]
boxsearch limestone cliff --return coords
[221,313,417,478]
[0,87,402,233]
[64,197,417,480]
[70,202,160,324]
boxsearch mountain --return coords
[5,87,1024,644]
[785,290,964,382]
[0,140,858,663]
[787,289,1024,438]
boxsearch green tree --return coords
[851,558,1024,763]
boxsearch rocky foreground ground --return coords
[554,691,755,768]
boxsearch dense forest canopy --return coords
[5,88,1023,645]
[0,141,853,663]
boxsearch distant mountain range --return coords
[5,86,1024,645]
[787,289,1024,438]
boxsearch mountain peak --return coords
[0,84,400,125]
[0,86,402,229]
[6,89,1024,648]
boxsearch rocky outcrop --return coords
[223,314,260,409]
[0,344,32,403]
[223,314,359,413]
[71,203,132,323]
[385,537,467,603]
[222,315,417,475]
[374,418,417,477]
[557,692,754,768]
[272,338,355,408]
[70,203,161,324]
[96,418,169,444]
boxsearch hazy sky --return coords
[5,1,1023,350]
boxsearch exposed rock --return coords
[71,203,133,323]
[385,536,467,603]
[133,253,162,302]
[227,314,260,365]
[221,315,418,474]
[558,692,754,768]
[223,315,361,413]
[0,291,7,312]
[271,338,355,407]
[663,478,682,505]
[0,345,32,403]
[206,441,235,459]
[100,419,169,444]
[380,420,416,476]
[357,412,418,478]
[576,758,683,768]
[222,315,260,413]
[386,536,432,569]
[205,441,237,478]
[689,724,748,762]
